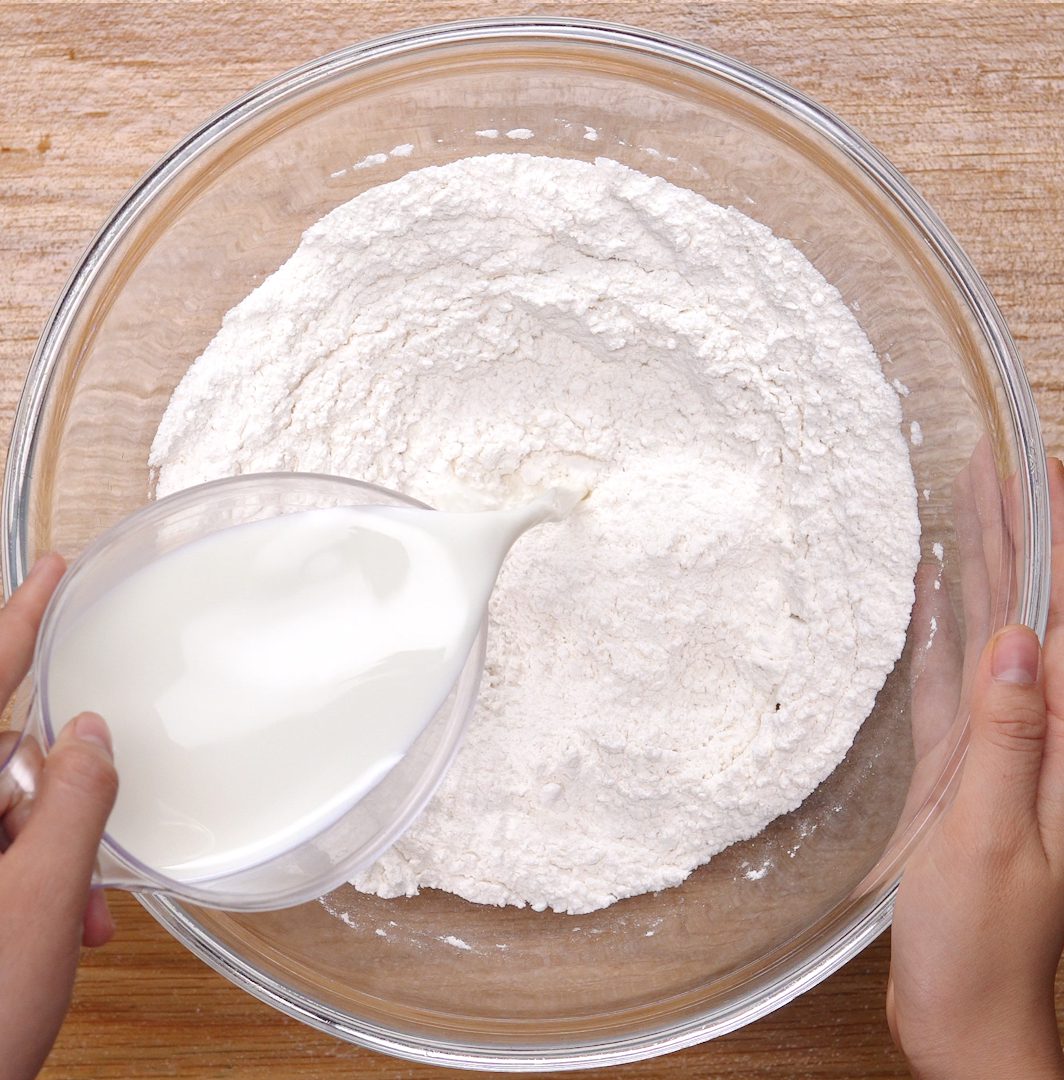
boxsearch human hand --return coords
[0,555,118,1080]
[888,457,1064,1080]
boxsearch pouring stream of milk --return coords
[45,489,583,882]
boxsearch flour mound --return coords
[151,155,920,915]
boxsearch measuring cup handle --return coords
[0,686,48,830]
[93,849,149,891]
[0,726,45,833]
[0,692,146,892]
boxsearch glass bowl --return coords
[2,16,1049,1072]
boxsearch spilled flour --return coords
[151,154,920,914]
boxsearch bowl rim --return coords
[3,14,1050,1072]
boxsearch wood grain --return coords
[2,2,1063,1077]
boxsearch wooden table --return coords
[2,3,1063,1077]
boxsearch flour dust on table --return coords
[151,154,921,915]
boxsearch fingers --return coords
[910,560,963,763]
[966,438,1012,631]
[956,625,1045,833]
[0,713,116,1080]
[947,447,1047,837]
[1036,458,1064,833]
[1042,457,1064,642]
[885,968,900,1049]
[82,888,115,948]
[890,561,967,843]
[952,461,993,688]
[0,554,65,705]
[13,713,117,927]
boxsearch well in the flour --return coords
[151,153,920,915]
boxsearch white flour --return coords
[151,154,920,915]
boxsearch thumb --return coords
[17,713,118,920]
[958,625,1045,823]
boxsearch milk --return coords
[45,491,579,882]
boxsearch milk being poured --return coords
[46,491,578,882]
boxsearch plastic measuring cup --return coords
[0,473,486,911]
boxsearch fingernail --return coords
[73,713,113,757]
[991,626,1041,685]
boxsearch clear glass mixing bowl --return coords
[1,16,1049,1072]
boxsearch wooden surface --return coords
[2,2,1063,1077]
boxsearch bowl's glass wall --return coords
[6,25,1040,1068]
